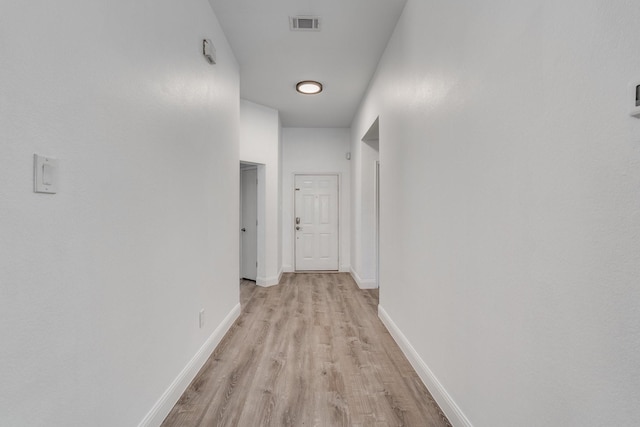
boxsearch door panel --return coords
[294,174,339,271]
[319,195,330,223]
[303,195,314,224]
[319,233,330,258]
[302,233,314,259]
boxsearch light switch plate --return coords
[34,154,58,194]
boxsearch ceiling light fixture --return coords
[296,80,323,95]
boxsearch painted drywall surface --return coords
[0,1,239,426]
[352,1,640,425]
[239,100,281,285]
[282,128,351,272]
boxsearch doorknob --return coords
[296,226,301,231]
[295,217,301,224]
[241,228,246,232]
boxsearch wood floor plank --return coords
[161,273,451,427]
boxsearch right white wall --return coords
[352,1,640,426]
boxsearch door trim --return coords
[292,173,340,272]
[375,160,380,289]
[240,164,258,281]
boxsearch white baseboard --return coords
[256,270,281,287]
[350,268,378,289]
[282,265,350,274]
[378,305,472,427]
[282,264,294,273]
[137,303,241,427]
[256,272,282,288]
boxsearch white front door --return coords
[241,168,257,280]
[294,174,339,271]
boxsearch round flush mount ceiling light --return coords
[296,80,323,95]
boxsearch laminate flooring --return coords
[161,273,451,427]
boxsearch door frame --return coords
[375,160,380,288]
[292,172,340,272]
[240,162,265,282]
[240,165,258,281]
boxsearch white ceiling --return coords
[208,0,407,128]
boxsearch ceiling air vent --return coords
[290,16,321,31]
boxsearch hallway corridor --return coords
[161,273,451,426]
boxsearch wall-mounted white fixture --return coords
[34,154,58,194]
[346,152,351,160]
[203,39,216,64]
[630,81,640,118]
[296,80,323,95]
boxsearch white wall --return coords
[239,100,282,286]
[282,128,351,272]
[352,1,640,426]
[0,2,240,426]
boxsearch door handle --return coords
[241,228,246,232]
[296,226,301,231]
[296,217,301,224]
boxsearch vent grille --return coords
[290,16,321,31]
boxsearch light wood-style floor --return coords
[161,273,451,427]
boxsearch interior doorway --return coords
[362,117,380,288]
[294,174,339,271]
[375,160,380,288]
[240,164,257,281]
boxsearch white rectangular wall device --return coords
[34,154,58,194]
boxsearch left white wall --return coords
[0,2,240,426]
